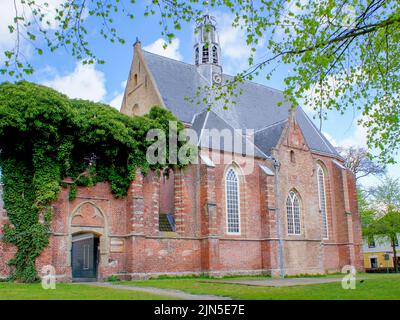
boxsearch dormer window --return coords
[134,74,138,87]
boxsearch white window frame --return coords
[225,167,241,235]
[317,165,329,240]
[369,256,378,269]
[286,191,301,235]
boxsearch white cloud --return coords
[42,63,106,101]
[322,131,338,147]
[0,0,26,56]
[33,0,67,30]
[275,0,309,38]
[323,116,367,150]
[109,81,127,110]
[109,92,124,110]
[0,0,78,63]
[143,38,183,60]
[338,119,368,148]
[301,68,365,120]
[216,13,249,60]
[301,72,343,117]
[212,12,264,75]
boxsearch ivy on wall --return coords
[0,81,189,282]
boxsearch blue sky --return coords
[0,0,398,187]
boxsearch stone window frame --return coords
[316,162,329,240]
[67,201,109,271]
[224,165,242,235]
[286,190,302,235]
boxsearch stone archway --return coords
[67,201,109,280]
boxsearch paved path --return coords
[81,282,231,300]
[207,277,345,287]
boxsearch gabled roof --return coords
[192,110,269,159]
[254,120,288,155]
[143,51,207,123]
[142,50,340,158]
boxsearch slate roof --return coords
[192,110,268,159]
[142,50,340,158]
[254,120,287,155]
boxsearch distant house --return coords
[363,235,400,270]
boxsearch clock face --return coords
[213,73,222,84]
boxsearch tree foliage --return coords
[0,81,188,282]
[2,0,400,163]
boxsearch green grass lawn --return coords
[2,273,400,300]
[0,282,174,300]
[120,273,400,300]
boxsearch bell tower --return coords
[194,12,223,85]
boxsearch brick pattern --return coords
[174,169,186,234]
[131,169,145,234]
[0,119,363,281]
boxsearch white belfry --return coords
[194,12,223,85]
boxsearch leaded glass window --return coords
[286,191,301,235]
[226,168,240,234]
[317,165,328,239]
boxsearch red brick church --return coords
[0,14,363,281]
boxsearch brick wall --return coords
[0,123,363,279]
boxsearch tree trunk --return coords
[392,237,398,273]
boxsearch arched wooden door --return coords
[71,233,99,282]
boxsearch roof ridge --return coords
[222,74,285,95]
[210,110,272,160]
[142,50,286,95]
[142,49,339,158]
[254,119,288,133]
[196,110,211,146]
[142,50,196,68]
[298,108,338,155]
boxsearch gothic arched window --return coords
[202,45,209,63]
[317,165,328,239]
[212,46,218,64]
[286,191,301,235]
[225,168,240,234]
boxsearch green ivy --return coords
[0,81,190,282]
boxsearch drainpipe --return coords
[272,157,285,278]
